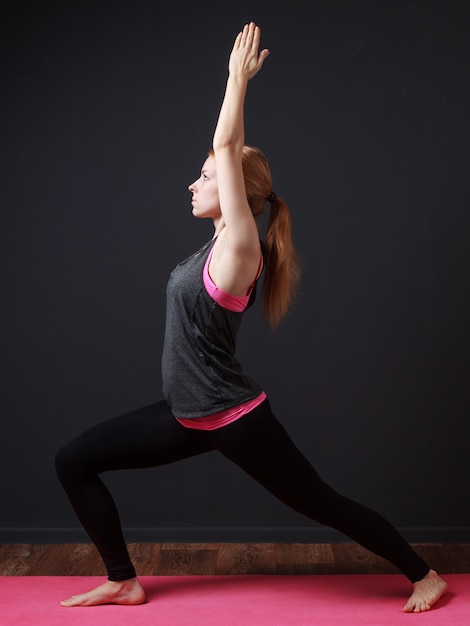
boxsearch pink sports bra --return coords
[202,246,262,312]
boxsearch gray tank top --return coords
[162,238,262,418]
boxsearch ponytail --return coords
[211,145,301,329]
[263,194,301,329]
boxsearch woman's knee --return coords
[54,439,83,485]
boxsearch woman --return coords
[55,23,447,612]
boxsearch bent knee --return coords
[54,440,81,483]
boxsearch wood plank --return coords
[412,543,470,574]
[274,542,336,574]
[442,542,470,573]
[0,544,42,575]
[128,542,162,576]
[331,543,400,575]
[215,543,276,574]
[156,543,219,575]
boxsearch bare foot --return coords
[402,569,447,613]
[60,577,146,607]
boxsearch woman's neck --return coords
[212,218,225,239]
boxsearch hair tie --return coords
[266,192,277,203]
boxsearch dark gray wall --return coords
[1,0,469,543]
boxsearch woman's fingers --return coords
[238,22,258,51]
[250,23,261,52]
[229,22,268,79]
[245,22,259,51]
[240,22,251,46]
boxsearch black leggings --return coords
[55,398,429,583]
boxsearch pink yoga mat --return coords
[1,574,467,626]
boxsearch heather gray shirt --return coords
[162,238,262,418]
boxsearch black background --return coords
[1,0,469,542]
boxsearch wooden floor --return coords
[1,543,470,576]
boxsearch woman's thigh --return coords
[212,399,328,511]
[56,401,213,477]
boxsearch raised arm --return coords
[209,23,269,296]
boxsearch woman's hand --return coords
[229,22,269,82]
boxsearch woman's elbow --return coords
[212,137,242,153]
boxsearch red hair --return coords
[241,146,301,329]
[209,145,300,328]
